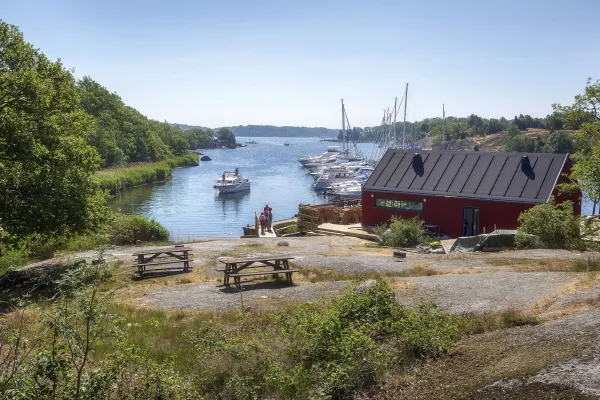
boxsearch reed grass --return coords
[95,154,199,195]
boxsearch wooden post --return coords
[483,226,486,234]
[255,212,259,237]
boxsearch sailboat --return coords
[245,132,257,145]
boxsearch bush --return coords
[515,200,585,250]
[282,223,299,234]
[375,217,427,247]
[275,281,460,398]
[109,214,170,245]
[179,281,461,399]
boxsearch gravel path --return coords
[394,272,580,313]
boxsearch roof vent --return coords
[413,153,423,167]
[521,155,531,170]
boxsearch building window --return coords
[375,198,423,212]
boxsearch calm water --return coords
[111,138,375,239]
[111,138,595,239]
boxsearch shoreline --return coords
[95,154,199,196]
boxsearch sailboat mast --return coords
[392,97,398,147]
[402,83,408,149]
[341,99,346,153]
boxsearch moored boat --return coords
[214,168,251,194]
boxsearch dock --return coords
[316,223,378,241]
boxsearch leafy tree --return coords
[484,118,504,134]
[0,21,107,239]
[503,123,530,152]
[556,78,600,211]
[184,127,216,149]
[515,200,586,250]
[542,130,574,153]
[78,77,190,166]
[216,127,237,148]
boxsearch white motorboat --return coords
[214,168,251,194]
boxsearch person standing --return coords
[264,204,273,232]
[259,212,266,235]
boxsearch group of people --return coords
[259,204,273,235]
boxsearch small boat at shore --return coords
[214,168,251,194]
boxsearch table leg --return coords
[138,255,144,277]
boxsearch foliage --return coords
[515,200,589,250]
[0,257,199,399]
[108,214,170,245]
[0,20,109,241]
[555,78,600,207]
[183,127,216,149]
[182,281,460,399]
[228,125,338,138]
[78,76,190,167]
[542,130,574,153]
[216,128,237,148]
[375,217,428,248]
[503,123,532,152]
[95,154,198,195]
[281,223,299,234]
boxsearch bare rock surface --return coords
[489,310,600,397]
[394,272,580,313]
[141,280,349,311]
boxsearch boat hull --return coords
[216,182,251,194]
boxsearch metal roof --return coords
[363,150,569,204]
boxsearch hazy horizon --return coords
[4,0,599,129]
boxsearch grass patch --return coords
[237,243,267,250]
[96,154,199,195]
[459,309,539,335]
[293,263,438,283]
[489,257,600,273]
[571,257,600,272]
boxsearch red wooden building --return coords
[361,150,581,238]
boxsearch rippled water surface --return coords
[111,138,595,239]
[111,138,375,239]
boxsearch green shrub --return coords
[515,200,585,250]
[375,216,427,247]
[282,223,299,234]
[275,281,460,398]
[109,214,170,245]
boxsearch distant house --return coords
[362,150,581,238]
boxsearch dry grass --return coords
[292,263,439,284]
[459,309,539,335]
[372,330,586,399]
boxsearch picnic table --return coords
[217,255,298,287]
[131,246,193,278]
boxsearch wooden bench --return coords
[217,256,297,287]
[132,247,193,278]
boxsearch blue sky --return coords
[3,0,599,128]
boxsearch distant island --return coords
[173,124,338,138]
